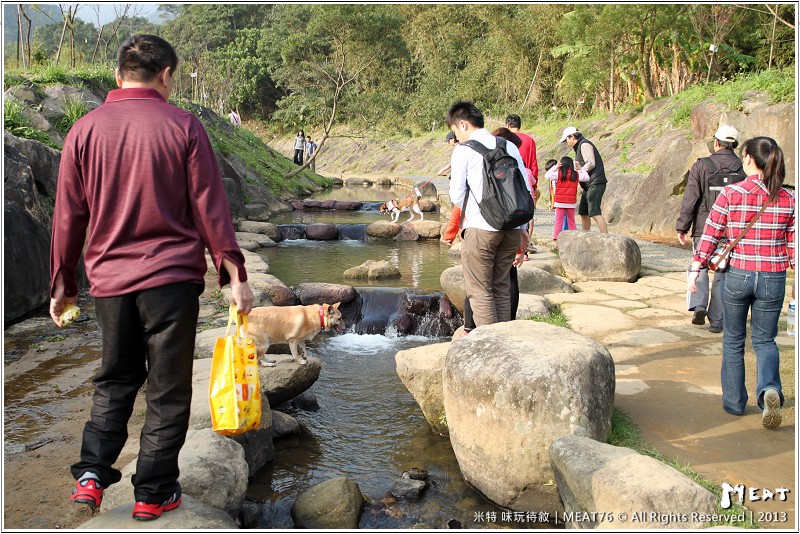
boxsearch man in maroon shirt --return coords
[505,114,539,246]
[49,35,253,521]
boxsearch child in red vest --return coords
[546,156,590,246]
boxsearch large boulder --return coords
[334,200,362,211]
[409,220,441,239]
[100,429,248,517]
[291,477,364,529]
[440,266,466,314]
[305,223,339,240]
[80,495,238,529]
[395,342,449,436]
[557,231,641,282]
[4,137,60,323]
[295,282,358,305]
[443,321,615,514]
[343,259,401,280]
[238,220,281,241]
[260,354,322,407]
[550,436,718,529]
[394,224,419,241]
[516,265,575,295]
[367,220,402,238]
[41,84,103,124]
[271,410,302,438]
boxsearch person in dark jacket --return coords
[676,125,744,332]
[560,126,608,233]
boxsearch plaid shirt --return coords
[694,175,795,272]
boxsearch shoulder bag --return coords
[708,200,771,272]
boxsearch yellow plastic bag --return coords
[209,304,261,435]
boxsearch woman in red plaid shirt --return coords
[688,136,795,430]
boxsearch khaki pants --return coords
[461,228,519,326]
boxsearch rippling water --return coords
[247,332,550,529]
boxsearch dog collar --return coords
[319,305,326,331]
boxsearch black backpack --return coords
[702,157,746,211]
[460,137,534,231]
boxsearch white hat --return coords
[714,125,739,144]
[559,126,578,142]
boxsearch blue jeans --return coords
[721,267,786,415]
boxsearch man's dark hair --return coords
[717,138,738,150]
[117,34,178,82]
[446,101,484,129]
[505,114,522,129]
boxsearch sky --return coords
[73,2,161,26]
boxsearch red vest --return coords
[553,173,580,205]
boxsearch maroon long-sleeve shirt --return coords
[50,87,247,298]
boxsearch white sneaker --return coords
[762,388,782,429]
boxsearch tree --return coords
[274,4,408,177]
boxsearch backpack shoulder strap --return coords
[701,157,717,175]
[462,139,490,156]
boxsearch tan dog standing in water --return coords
[247,302,345,366]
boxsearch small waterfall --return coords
[341,287,462,337]
[338,224,367,241]
[361,202,384,212]
[278,224,306,240]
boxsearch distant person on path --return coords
[49,34,254,521]
[546,156,590,246]
[677,125,746,332]
[436,131,459,177]
[560,126,608,233]
[293,130,306,165]
[688,136,794,429]
[448,101,530,327]
[305,135,318,172]
[228,108,241,127]
[506,114,539,245]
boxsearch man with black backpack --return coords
[447,101,533,327]
[676,125,745,333]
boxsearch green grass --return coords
[203,112,330,197]
[3,97,60,149]
[55,96,89,135]
[526,304,569,328]
[608,409,758,528]
[670,69,794,128]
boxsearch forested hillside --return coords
[6,4,795,137]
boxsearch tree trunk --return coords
[609,51,615,113]
[768,5,777,69]
[55,7,69,65]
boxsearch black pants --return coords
[71,282,201,504]
[293,149,304,165]
[463,267,519,330]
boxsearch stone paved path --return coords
[542,266,796,529]
[398,175,795,527]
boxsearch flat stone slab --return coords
[516,294,550,319]
[627,307,683,319]
[636,274,690,293]
[571,281,673,301]
[544,291,612,305]
[599,299,649,310]
[600,328,682,347]
[561,304,637,337]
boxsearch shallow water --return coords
[248,332,549,529]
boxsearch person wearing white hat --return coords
[676,124,746,332]
[560,126,608,233]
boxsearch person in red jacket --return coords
[506,114,539,245]
[545,156,590,246]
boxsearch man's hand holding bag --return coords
[209,304,262,435]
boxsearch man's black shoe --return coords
[692,308,707,326]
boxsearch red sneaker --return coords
[70,478,103,508]
[132,486,182,521]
